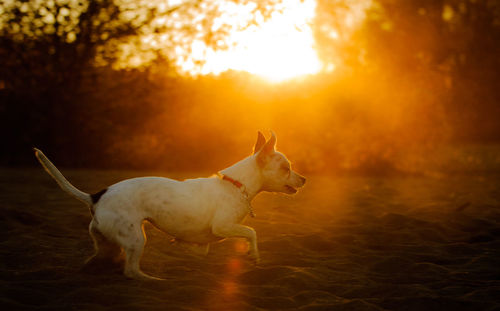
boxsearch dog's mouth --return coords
[285,185,297,194]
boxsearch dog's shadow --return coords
[79,256,125,276]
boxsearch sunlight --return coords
[178,0,322,82]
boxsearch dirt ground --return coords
[1,167,500,310]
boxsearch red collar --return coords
[220,174,255,218]
[222,174,244,189]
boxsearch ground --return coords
[1,168,500,310]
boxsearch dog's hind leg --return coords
[117,222,163,281]
[83,221,123,272]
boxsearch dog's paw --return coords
[124,269,165,281]
[254,256,261,265]
[248,251,260,265]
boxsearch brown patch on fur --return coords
[91,188,108,204]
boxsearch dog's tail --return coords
[34,148,93,206]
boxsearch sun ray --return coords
[177,0,323,83]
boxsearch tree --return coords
[0,0,279,165]
[314,0,500,141]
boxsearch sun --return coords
[178,0,323,83]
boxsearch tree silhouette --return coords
[314,0,500,141]
[0,0,278,165]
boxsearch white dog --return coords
[34,131,305,280]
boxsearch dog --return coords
[34,131,306,280]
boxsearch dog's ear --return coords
[253,131,266,154]
[262,131,276,154]
[256,131,276,166]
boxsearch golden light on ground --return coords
[178,0,322,82]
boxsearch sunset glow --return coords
[177,0,322,82]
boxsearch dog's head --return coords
[253,131,306,194]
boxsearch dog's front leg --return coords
[212,224,260,263]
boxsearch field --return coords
[1,167,500,310]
